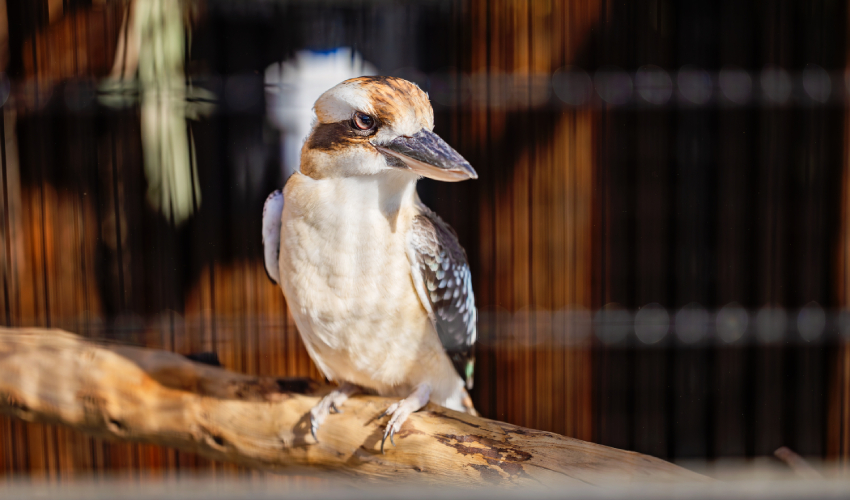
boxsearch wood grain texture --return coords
[464,0,599,441]
[0,327,708,486]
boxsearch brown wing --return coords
[407,206,477,389]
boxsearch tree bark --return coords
[0,327,708,486]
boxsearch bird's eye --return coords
[353,112,376,131]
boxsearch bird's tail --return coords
[460,387,478,417]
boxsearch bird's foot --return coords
[309,382,360,442]
[381,383,431,453]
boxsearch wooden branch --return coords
[0,328,708,486]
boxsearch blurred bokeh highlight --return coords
[0,0,848,481]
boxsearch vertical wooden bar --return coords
[831,11,850,458]
[465,0,598,439]
[829,0,850,466]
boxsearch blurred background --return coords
[0,0,848,481]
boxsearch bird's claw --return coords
[381,424,396,454]
[380,402,404,453]
[381,402,399,419]
[308,383,359,443]
[310,417,319,442]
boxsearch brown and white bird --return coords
[262,76,478,451]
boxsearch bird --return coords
[262,76,478,452]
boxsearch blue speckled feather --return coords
[408,205,477,389]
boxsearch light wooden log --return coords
[0,327,708,486]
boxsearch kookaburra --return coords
[262,76,478,451]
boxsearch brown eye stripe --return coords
[306,121,371,152]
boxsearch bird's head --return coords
[300,76,477,182]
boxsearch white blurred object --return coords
[634,302,669,345]
[797,301,825,342]
[717,302,748,344]
[265,49,377,179]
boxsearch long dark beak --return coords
[373,129,478,182]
